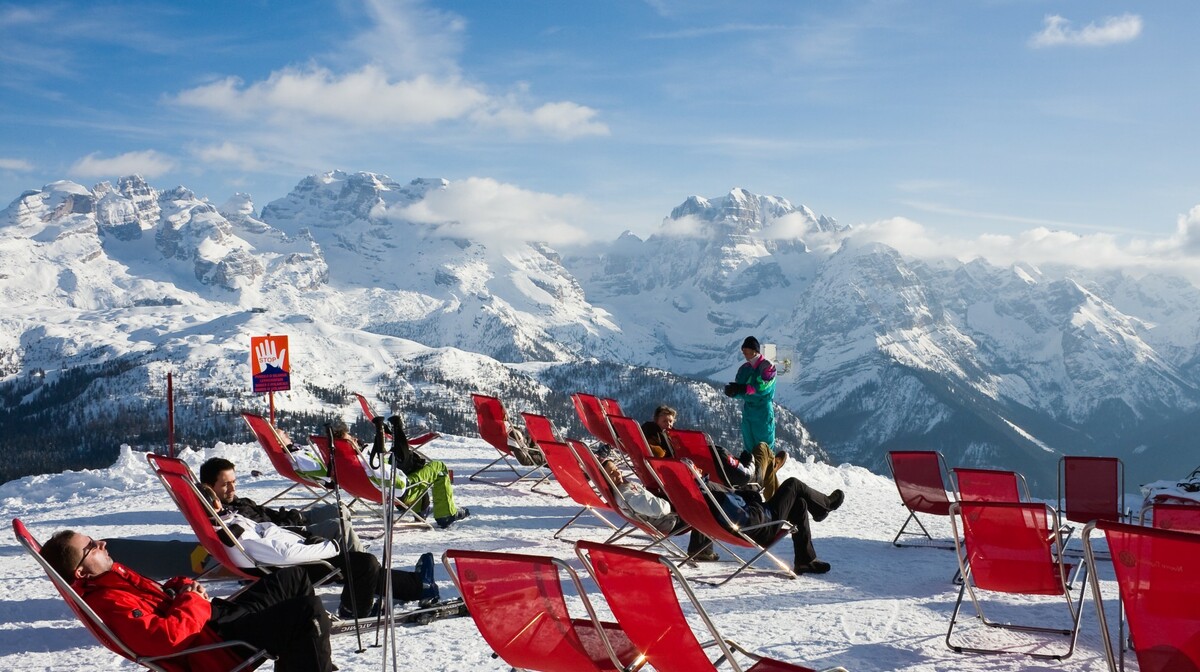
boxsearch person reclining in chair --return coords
[694,461,845,575]
[599,458,718,561]
[645,404,785,497]
[601,458,677,533]
[199,485,439,618]
[278,428,329,482]
[40,528,334,672]
[200,456,365,553]
[331,416,470,529]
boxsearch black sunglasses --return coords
[74,538,100,574]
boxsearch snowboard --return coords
[330,598,468,635]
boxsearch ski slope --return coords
[0,435,1132,671]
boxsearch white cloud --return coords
[839,209,1200,285]
[173,64,608,139]
[475,100,610,139]
[395,177,591,247]
[69,150,176,179]
[191,142,264,171]
[351,0,465,79]
[0,158,34,171]
[1030,14,1142,48]
[656,214,706,238]
[761,211,815,240]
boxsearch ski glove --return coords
[723,382,740,397]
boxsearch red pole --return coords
[167,371,175,458]
[269,391,275,425]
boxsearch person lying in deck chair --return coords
[200,456,365,553]
[40,529,334,672]
[700,463,845,575]
[278,428,329,481]
[653,404,786,498]
[600,458,718,561]
[331,417,470,529]
[601,458,678,533]
[200,485,439,618]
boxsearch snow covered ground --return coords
[0,435,1130,671]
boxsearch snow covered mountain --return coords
[2,172,1198,492]
[0,173,821,483]
[566,190,1200,492]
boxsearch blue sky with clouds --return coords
[2,1,1199,270]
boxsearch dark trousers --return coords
[210,566,332,672]
[313,550,423,617]
[750,478,836,565]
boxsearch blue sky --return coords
[2,1,1199,271]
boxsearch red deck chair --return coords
[570,439,690,556]
[147,453,341,585]
[952,467,1031,503]
[886,450,956,548]
[469,393,551,488]
[241,412,332,509]
[1083,519,1200,672]
[600,397,625,417]
[146,453,264,584]
[576,540,849,672]
[517,411,573,498]
[1058,456,1127,525]
[12,519,272,672]
[520,411,560,446]
[1140,501,1200,532]
[572,392,620,449]
[308,436,433,529]
[649,456,796,585]
[607,414,669,497]
[353,392,441,459]
[946,501,1087,660]
[442,548,642,672]
[541,440,623,540]
[668,427,739,488]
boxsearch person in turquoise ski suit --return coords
[724,336,777,454]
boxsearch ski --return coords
[328,598,468,635]
[395,597,469,626]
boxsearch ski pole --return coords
[325,421,364,652]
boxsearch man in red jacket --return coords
[41,530,333,672]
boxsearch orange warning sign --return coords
[250,334,291,393]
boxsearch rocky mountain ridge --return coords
[3,171,1198,491]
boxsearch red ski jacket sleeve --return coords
[77,562,239,670]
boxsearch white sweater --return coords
[217,510,339,568]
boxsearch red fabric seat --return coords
[667,427,738,487]
[1058,456,1126,525]
[307,436,432,529]
[468,393,551,488]
[241,412,332,508]
[946,501,1087,660]
[886,450,955,548]
[649,456,795,585]
[576,540,847,672]
[1085,519,1200,672]
[952,467,1029,503]
[520,411,560,446]
[442,549,640,672]
[606,414,668,496]
[571,392,620,448]
[540,440,621,540]
[1144,501,1200,532]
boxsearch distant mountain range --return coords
[3,171,1198,492]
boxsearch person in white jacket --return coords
[199,485,439,618]
[601,459,677,533]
